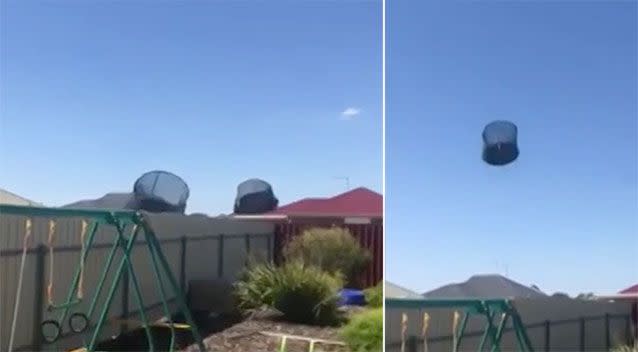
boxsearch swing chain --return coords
[401,313,408,352]
[452,310,460,352]
[422,312,430,352]
[8,219,33,352]
[78,220,88,300]
[47,220,56,306]
[24,218,33,246]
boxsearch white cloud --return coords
[340,107,361,120]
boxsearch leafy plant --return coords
[234,262,279,311]
[611,345,638,352]
[271,262,345,325]
[283,227,371,286]
[364,282,383,307]
[340,308,383,352]
[234,261,345,325]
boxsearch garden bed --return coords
[181,307,365,352]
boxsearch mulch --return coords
[181,307,366,352]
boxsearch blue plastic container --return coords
[339,288,366,306]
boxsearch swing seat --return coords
[114,318,192,330]
[152,322,191,330]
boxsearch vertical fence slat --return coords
[218,234,225,278]
[244,233,250,262]
[605,313,610,350]
[180,236,187,293]
[267,232,273,262]
[544,320,551,352]
[407,335,418,352]
[31,244,46,351]
[579,317,585,351]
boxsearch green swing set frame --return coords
[1,204,207,352]
[386,297,535,352]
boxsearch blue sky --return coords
[0,1,382,214]
[386,1,637,296]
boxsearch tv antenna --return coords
[334,176,350,191]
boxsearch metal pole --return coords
[147,231,207,352]
[544,320,551,352]
[454,312,469,352]
[145,230,177,351]
[86,225,154,352]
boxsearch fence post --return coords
[180,235,187,293]
[407,335,418,352]
[579,317,585,351]
[544,320,551,352]
[120,256,130,334]
[267,233,273,263]
[605,313,610,350]
[244,233,251,263]
[218,234,225,278]
[32,244,46,351]
[625,316,631,345]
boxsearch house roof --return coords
[63,192,137,210]
[620,284,638,294]
[268,187,382,218]
[423,274,547,299]
[0,188,42,206]
[385,281,422,299]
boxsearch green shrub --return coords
[340,308,383,352]
[234,262,279,311]
[364,282,383,307]
[271,261,344,325]
[611,345,638,352]
[283,227,371,286]
[234,261,344,325]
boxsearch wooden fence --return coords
[0,212,274,351]
[386,297,636,351]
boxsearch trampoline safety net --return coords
[482,120,520,166]
[234,178,278,214]
[134,170,190,213]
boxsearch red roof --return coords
[269,187,382,218]
[620,284,638,294]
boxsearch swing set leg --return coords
[86,226,156,352]
[145,229,177,352]
[147,231,207,352]
[84,234,121,319]
[491,314,509,352]
[454,312,469,352]
[510,311,534,352]
[478,308,500,352]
